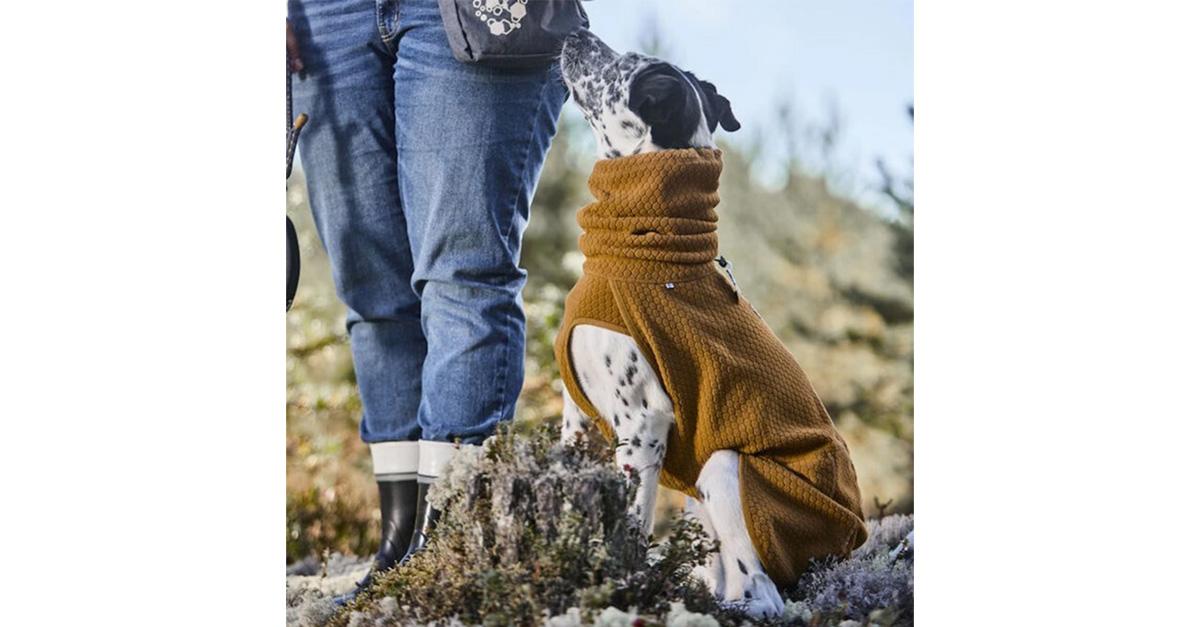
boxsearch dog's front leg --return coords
[615,407,672,535]
[560,387,590,445]
[567,325,675,535]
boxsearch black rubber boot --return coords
[333,479,418,607]
[372,479,419,570]
[399,481,441,565]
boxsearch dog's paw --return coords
[723,572,784,619]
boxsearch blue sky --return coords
[574,0,913,212]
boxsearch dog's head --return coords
[560,29,740,159]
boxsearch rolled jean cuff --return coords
[370,441,419,481]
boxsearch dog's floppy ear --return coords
[630,63,703,149]
[685,71,741,133]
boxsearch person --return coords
[286,0,567,600]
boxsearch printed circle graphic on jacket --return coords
[473,0,527,35]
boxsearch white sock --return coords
[369,441,418,482]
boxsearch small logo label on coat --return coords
[473,0,528,36]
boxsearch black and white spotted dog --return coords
[557,30,787,618]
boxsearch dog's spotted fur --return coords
[558,30,782,618]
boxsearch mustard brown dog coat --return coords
[554,148,868,586]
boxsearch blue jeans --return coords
[288,0,566,445]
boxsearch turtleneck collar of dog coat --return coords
[577,147,723,282]
[554,148,868,586]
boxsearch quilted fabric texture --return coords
[553,148,868,586]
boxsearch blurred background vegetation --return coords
[286,34,913,564]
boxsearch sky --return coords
[574,0,913,212]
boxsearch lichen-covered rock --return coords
[286,553,370,627]
[328,424,730,626]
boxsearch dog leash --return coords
[285,64,309,311]
[286,64,308,178]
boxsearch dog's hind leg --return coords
[685,495,725,598]
[696,450,785,619]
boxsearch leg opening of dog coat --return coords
[739,453,869,586]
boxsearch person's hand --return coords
[287,19,304,73]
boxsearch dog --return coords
[556,29,867,618]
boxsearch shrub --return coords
[324,425,914,626]
[786,515,914,626]
[332,423,741,626]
